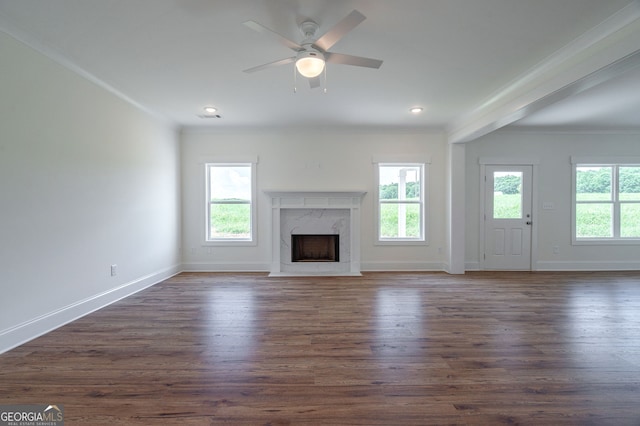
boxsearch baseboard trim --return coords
[181,262,270,272]
[536,260,640,271]
[0,264,182,355]
[465,262,482,271]
[467,260,640,271]
[183,261,449,273]
[361,261,445,272]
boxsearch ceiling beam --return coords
[447,0,640,144]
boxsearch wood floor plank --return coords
[1,271,640,424]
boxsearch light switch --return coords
[542,201,555,210]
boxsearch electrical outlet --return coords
[110,264,118,276]
[552,246,560,255]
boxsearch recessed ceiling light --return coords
[203,106,217,114]
[409,107,423,114]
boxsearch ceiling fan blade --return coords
[308,76,321,89]
[243,20,303,51]
[314,10,366,51]
[325,52,383,69]
[243,57,295,73]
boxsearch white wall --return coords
[465,130,640,270]
[181,129,448,272]
[0,32,181,352]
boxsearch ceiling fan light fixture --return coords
[295,50,325,78]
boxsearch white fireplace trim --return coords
[264,191,366,276]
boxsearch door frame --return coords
[479,157,539,271]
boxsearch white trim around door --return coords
[479,158,539,270]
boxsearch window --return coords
[376,163,426,243]
[206,163,256,243]
[492,171,524,219]
[573,159,640,243]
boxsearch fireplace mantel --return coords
[264,190,366,276]
[264,191,366,208]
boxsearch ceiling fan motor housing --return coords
[300,20,320,39]
[297,47,324,61]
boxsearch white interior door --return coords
[484,165,532,270]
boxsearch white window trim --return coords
[204,160,258,246]
[373,161,428,246]
[571,156,640,245]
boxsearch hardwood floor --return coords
[1,271,640,425]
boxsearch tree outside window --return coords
[575,164,640,240]
[377,164,425,242]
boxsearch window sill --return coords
[204,239,257,247]
[375,239,427,246]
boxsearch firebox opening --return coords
[291,234,340,262]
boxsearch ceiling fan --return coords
[243,10,383,88]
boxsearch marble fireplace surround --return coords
[264,191,366,276]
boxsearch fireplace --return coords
[292,234,340,262]
[264,191,366,276]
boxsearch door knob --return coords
[526,221,532,225]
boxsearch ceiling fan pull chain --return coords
[293,64,298,93]
[323,65,328,94]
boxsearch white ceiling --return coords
[1,0,639,139]
[511,62,640,131]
